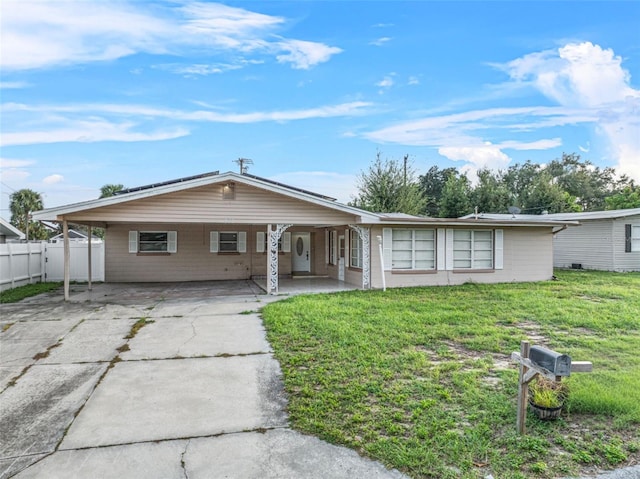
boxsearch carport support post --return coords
[87,225,92,291]
[63,219,70,301]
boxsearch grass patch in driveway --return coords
[0,282,62,303]
[262,270,640,479]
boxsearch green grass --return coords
[0,282,62,303]
[262,270,640,478]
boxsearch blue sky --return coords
[1,1,639,215]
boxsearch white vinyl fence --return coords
[0,241,105,292]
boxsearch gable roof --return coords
[0,218,25,239]
[32,171,377,223]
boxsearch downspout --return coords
[552,224,569,236]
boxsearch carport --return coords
[32,171,376,301]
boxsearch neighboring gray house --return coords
[50,229,103,243]
[0,218,25,243]
[462,209,640,272]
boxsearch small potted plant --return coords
[528,376,568,420]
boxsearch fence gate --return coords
[45,242,105,282]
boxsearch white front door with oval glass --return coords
[291,232,311,273]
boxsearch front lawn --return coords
[262,270,640,479]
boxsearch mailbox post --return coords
[511,340,592,435]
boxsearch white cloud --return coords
[268,171,358,204]
[1,101,372,146]
[0,158,35,168]
[408,76,420,85]
[275,39,342,70]
[500,41,640,182]
[43,174,64,185]
[1,119,190,147]
[497,138,562,150]
[370,37,392,46]
[0,1,341,71]
[439,143,512,181]
[0,81,30,89]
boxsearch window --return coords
[350,230,363,268]
[392,229,435,270]
[210,231,247,253]
[453,230,493,269]
[631,225,640,252]
[256,231,290,253]
[129,231,177,253]
[219,232,239,252]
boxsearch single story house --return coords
[0,218,25,243]
[33,171,576,299]
[462,209,640,272]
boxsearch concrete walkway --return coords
[0,281,405,479]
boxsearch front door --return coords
[292,233,311,273]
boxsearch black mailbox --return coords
[529,346,572,376]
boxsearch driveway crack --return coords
[180,439,191,479]
[177,319,198,357]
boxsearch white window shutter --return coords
[325,230,329,263]
[331,230,338,264]
[437,228,446,270]
[256,232,265,253]
[167,231,177,253]
[282,232,291,253]
[382,228,392,271]
[128,231,138,253]
[210,231,219,253]
[238,231,247,253]
[445,229,454,270]
[494,229,504,270]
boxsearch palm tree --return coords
[9,189,45,240]
[99,184,125,198]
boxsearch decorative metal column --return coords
[349,225,371,289]
[267,224,292,294]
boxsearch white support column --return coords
[349,225,371,289]
[87,225,93,291]
[63,219,70,301]
[267,224,292,294]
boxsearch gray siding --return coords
[554,215,639,271]
[612,215,640,271]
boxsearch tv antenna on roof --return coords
[234,158,253,174]
[508,206,521,218]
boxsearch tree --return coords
[521,172,580,214]
[502,161,543,210]
[438,174,472,218]
[418,166,458,217]
[99,184,125,198]
[605,185,640,210]
[9,188,48,240]
[471,168,512,213]
[351,152,426,215]
[546,153,620,211]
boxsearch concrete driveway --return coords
[0,281,405,479]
